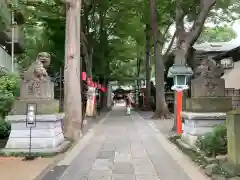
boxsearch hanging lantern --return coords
[82,72,87,80]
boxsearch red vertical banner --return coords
[177,91,183,134]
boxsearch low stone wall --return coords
[182,112,226,147]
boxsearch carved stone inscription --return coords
[191,57,225,98]
[27,84,34,95]
[191,78,225,97]
[205,79,217,96]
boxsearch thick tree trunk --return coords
[152,39,169,119]
[64,0,83,140]
[145,24,151,110]
[150,0,170,119]
[63,3,69,136]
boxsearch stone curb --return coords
[34,111,110,180]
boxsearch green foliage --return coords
[0,92,14,118]
[17,0,65,75]
[0,73,20,95]
[0,73,20,118]
[0,118,11,139]
[16,0,240,82]
[197,26,236,43]
[0,73,20,139]
[196,124,227,157]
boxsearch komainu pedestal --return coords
[182,58,232,147]
[11,80,59,115]
[4,52,68,153]
[5,114,67,153]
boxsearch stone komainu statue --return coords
[21,52,52,98]
[194,58,224,79]
[23,52,51,82]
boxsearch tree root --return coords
[152,108,172,120]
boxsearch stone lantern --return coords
[167,64,193,91]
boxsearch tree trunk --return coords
[64,0,83,140]
[145,24,151,110]
[63,2,69,136]
[153,38,169,119]
[150,0,170,119]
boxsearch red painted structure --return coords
[176,91,183,134]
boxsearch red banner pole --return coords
[177,91,183,134]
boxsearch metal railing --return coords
[0,45,18,72]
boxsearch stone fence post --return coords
[227,109,240,165]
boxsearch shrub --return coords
[0,73,20,118]
[0,73,20,96]
[0,73,20,139]
[196,124,227,157]
[0,118,11,139]
[0,91,14,118]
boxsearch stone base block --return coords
[2,140,70,153]
[10,99,59,115]
[186,97,232,112]
[181,112,226,147]
[181,132,198,148]
[4,114,65,153]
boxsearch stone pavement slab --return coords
[40,106,208,180]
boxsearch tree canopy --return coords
[197,26,237,43]
[18,0,240,82]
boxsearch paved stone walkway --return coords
[41,106,207,180]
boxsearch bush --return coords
[0,91,14,118]
[0,73,20,118]
[196,124,227,157]
[0,73,20,139]
[0,73,20,96]
[0,118,11,139]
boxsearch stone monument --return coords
[4,52,67,153]
[182,58,232,147]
